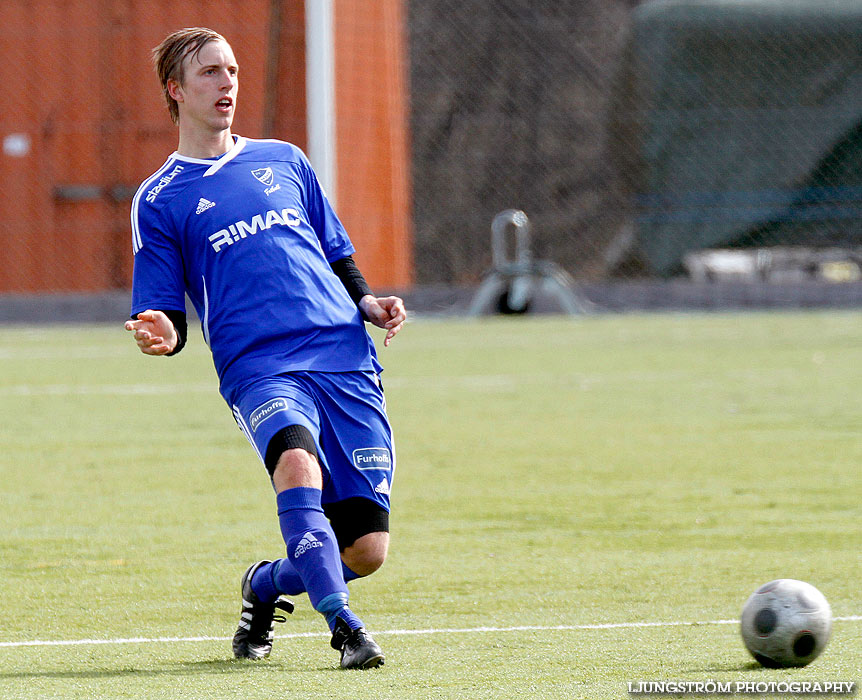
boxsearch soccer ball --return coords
[740,579,832,668]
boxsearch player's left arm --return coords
[358,294,407,347]
[330,256,406,346]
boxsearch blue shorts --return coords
[229,371,394,511]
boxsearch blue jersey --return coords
[130,136,381,401]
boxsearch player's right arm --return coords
[125,310,178,355]
[128,181,188,357]
[125,308,188,356]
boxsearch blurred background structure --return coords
[1,0,861,319]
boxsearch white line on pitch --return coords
[1,617,859,649]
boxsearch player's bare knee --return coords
[266,425,321,491]
[272,449,321,490]
[324,498,390,575]
[342,532,389,576]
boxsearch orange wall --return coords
[0,0,412,292]
[334,0,413,290]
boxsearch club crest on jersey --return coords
[208,208,302,252]
[251,167,281,196]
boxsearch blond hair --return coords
[152,27,227,124]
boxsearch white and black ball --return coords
[740,579,832,668]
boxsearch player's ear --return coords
[167,78,184,103]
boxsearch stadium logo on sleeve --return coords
[352,447,392,471]
[249,398,289,432]
[146,164,184,202]
[251,167,281,196]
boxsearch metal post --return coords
[305,0,337,205]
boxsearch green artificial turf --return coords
[0,312,859,699]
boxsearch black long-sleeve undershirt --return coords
[329,254,373,305]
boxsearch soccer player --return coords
[125,27,406,670]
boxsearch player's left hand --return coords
[359,295,407,346]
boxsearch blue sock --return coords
[341,561,362,584]
[277,487,363,630]
[249,561,281,603]
[317,593,364,631]
[274,558,363,597]
[250,544,365,601]
[272,558,307,596]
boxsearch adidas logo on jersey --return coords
[196,198,216,214]
[375,477,391,495]
[293,531,324,558]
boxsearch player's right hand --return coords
[124,309,178,355]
